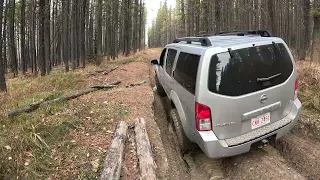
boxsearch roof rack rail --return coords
[215,30,273,37]
[173,37,212,47]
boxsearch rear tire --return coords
[170,108,194,153]
[155,75,166,97]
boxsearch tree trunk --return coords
[31,0,37,75]
[20,0,26,75]
[302,0,311,60]
[0,0,6,91]
[181,0,186,36]
[39,0,46,76]
[80,0,86,67]
[44,0,51,74]
[312,17,320,63]
[9,0,17,77]
[62,0,70,72]
[96,0,103,65]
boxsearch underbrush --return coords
[296,61,320,112]
[295,61,320,139]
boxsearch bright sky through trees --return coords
[145,0,176,42]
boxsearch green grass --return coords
[0,66,133,179]
[311,9,320,18]
[0,54,147,178]
[0,95,130,179]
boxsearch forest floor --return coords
[0,48,320,179]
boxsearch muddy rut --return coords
[141,48,320,180]
[151,93,314,180]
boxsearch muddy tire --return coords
[155,75,166,97]
[170,108,194,153]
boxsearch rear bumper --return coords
[194,98,302,159]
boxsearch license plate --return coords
[251,112,271,129]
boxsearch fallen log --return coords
[8,81,121,117]
[91,81,121,89]
[8,100,45,117]
[87,66,119,76]
[126,80,147,88]
[101,121,128,180]
[135,118,157,180]
[102,66,119,75]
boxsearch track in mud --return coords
[152,93,224,180]
[151,92,320,180]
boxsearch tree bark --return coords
[0,0,6,92]
[44,0,51,74]
[39,0,46,76]
[312,17,320,63]
[100,121,128,180]
[135,118,157,180]
[31,0,37,75]
[20,0,26,75]
[62,0,70,72]
[9,0,17,77]
[96,0,103,65]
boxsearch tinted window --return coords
[174,52,200,94]
[165,49,177,75]
[159,48,167,66]
[208,43,293,96]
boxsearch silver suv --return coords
[151,30,302,158]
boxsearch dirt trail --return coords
[225,145,305,180]
[143,48,315,180]
[104,48,320,180]
[153,94,223,180]
[274,134,320,179]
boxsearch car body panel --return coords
[152,35,301,158]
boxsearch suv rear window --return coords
[174,52,200,94]
[208,43,293,96]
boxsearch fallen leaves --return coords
[5,145,12,150]
[91,159,100,172]
[24,152,34,157]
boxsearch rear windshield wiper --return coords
[257,73,282,83]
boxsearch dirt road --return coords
[116,48,320,180]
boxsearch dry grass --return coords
[0,52,151,179]
[295,61,320,141]
[296,61,320,112]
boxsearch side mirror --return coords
[151,59,159,65]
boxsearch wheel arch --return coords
[169,90,195,142]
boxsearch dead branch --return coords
[87,66,119,76]
[126,80,147,88]
[90,81,121,89]
[102,66,119,75]
[101,121,128,180]
[8,81,121,118]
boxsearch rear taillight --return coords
[294,79,299,99]
[195,102,212,131]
